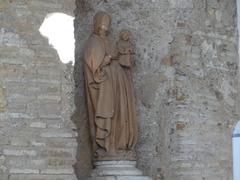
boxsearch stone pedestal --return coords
[88,161,153,180]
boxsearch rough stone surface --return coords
[0,0,77,179]
[74,0,239,179]
[0,0,239,180]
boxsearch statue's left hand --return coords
[103,55,112,65]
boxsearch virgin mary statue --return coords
[83,11,138,160]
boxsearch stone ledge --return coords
[116,176,152,180]
[8,174,77,180]
[87,176,152,180]
[88,161,153,180]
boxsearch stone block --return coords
[18,48,35,57]
[0,0,7,10]
[48,158,66,166]
[0,28,27,47]
[87,177,115,180]
[40,130,77,138]
[11,138,29,146]
[0,155,6,164]
[0,137,10,145]
[41,149,74,158]
[7,102,26,113]
[30,122,47,128]
[8,174,78,180]
[9,112,35,119]
[168,0,193,9]
[8,93,35,103]
[3,149,37,156]
[47,122,63,129]
[8,157,46,169]
[31,141,46,147]
[0,86,7,112]
[41,168,74,174]
[9,168,39,174]
[0,164,7,173]
[116,177,152,180]
[32,159,46,167]
[37,95,61,102]
[28,0,63,9]
[37,104,61,116]
[46,139,78,148]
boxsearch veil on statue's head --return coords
[93,11,111,34]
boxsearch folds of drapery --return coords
[84,35,114,151]
[83,34,138,154]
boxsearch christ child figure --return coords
[116,29,133,67]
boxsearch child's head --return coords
[119,29,131,41]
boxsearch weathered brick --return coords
[40,130,77,138]
[117,177,151,180]
[37,95,61,102]
[28,0,63,9]
[47,122,63,129]
[8,174,77,180]
[0,1,76,178]
[46,139,78,148]
[8,158,46,169]
[47,158,75,167]
[48,159,65,166]
[9,112,35,119]
[31,141,46,147]
[0,137,10,145]
[30,122,47,128]
[41,149,74,158]
[0,155,6,164]
[41,168,74,175]
[10,138,29,146]
[9,168,39,174]
[0,0,7,10]
[0,28,27,47]
[3,149,37,156]
[0,86,7,112]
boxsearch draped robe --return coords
[84,34,138,158]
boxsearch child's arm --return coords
[117,41,128,54]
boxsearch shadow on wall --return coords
[39,12,92,179]
[72,29,93,180]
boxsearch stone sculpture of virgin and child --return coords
[83,11,138,161]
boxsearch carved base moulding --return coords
[87,161,153,180]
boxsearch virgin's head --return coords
[93,11,111,37]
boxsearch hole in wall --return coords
[39,12,75,64]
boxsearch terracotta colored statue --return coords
[117,29,133,67]
[83,12,138,160]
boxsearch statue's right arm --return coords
[84,37,106,83]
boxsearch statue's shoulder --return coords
[85,34,102,47]
[84,34,105,72]
[84,34,105,52]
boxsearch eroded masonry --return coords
[1,0,239,180]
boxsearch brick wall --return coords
[0,0,77,179]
